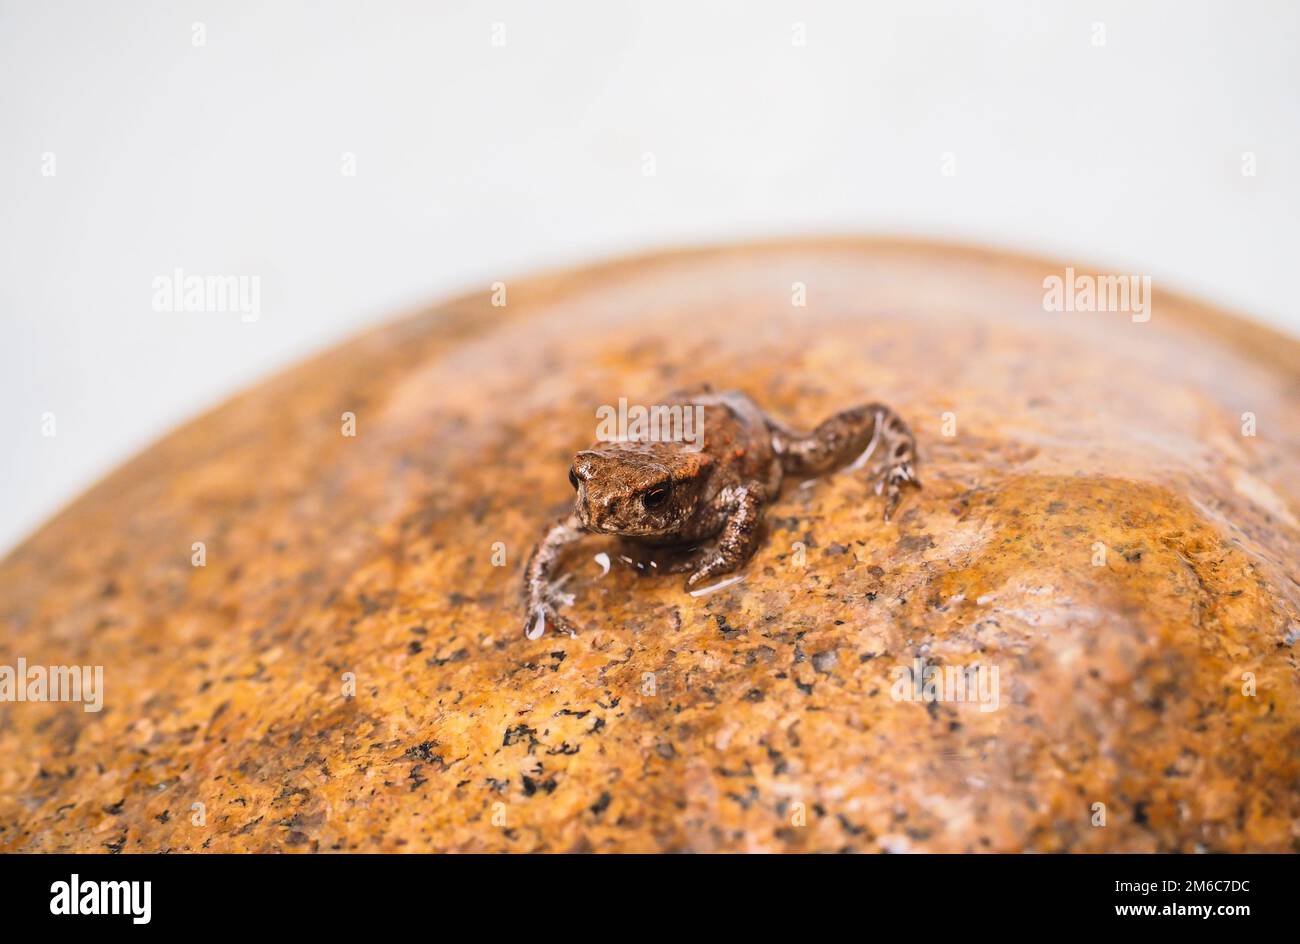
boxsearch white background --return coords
[2,0,1297,555]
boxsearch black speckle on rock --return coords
[522,775,558,797]
[404,740,440,762]
[838,814,867,836]
[726,786,759,810]
[502,724,537,748]
[428,648,469,667]
[714,614,746,639]
[590,792,611,816]
[897,534,935,553]
[357,591,390,615]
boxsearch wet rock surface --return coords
[1,239,1298,852]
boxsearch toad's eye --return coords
[641,484,671,510]
[569,468,580,491]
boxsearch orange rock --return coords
[1,239,1297,852]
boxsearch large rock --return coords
[2,239,1297,852]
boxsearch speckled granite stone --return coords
[1,240,1298,853]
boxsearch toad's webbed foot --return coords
[523,595,579,640]
[872,455,918,522]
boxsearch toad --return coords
[522,386,919,637]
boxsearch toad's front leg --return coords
[522,512,585,638]
[684,483,766,588]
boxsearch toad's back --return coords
[679,387,783,498]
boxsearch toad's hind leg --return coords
[768,403,919,520]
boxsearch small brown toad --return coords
[522,385,919,637]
